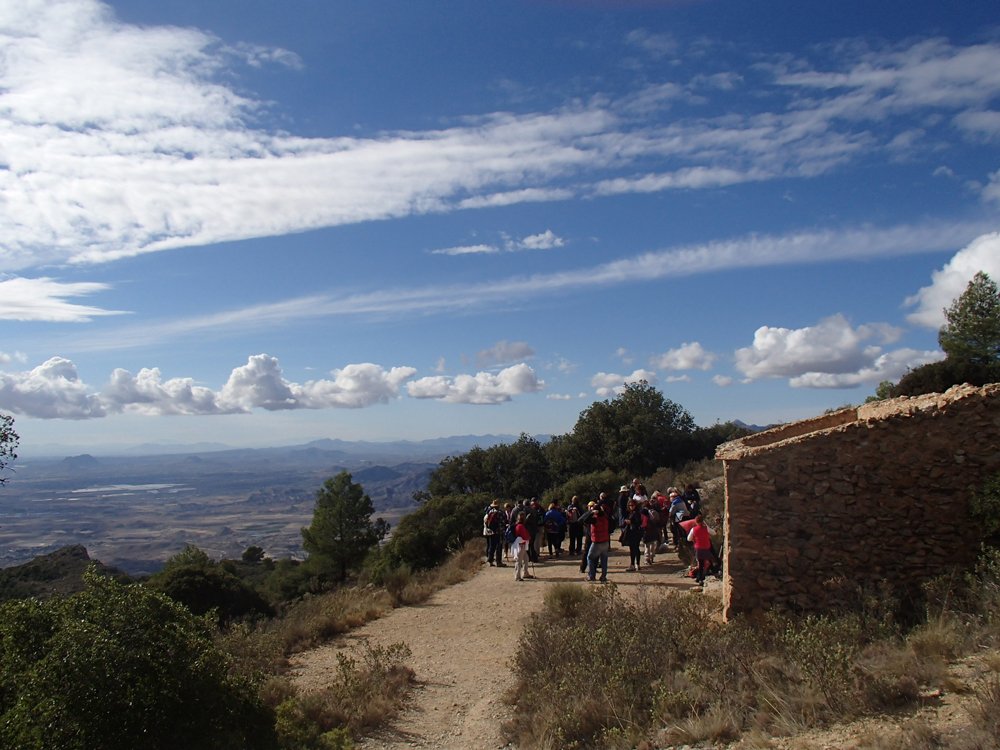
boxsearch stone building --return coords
[715,383,1000,621]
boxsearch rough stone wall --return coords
[715,383,1000,621]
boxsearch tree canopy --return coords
[301,471,389,583]
[890,271,1000,398]
[556,381,696,478]
[0,568,275,750]
[938,271,1000,365]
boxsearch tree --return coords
[0,414,18,486]
[242,545,266,563]
[146,545,272,624]
[892,272,1000,398]
[938,271,1000,365]
[560,381,696,477]
[0,568,276,750]
[301,471,388,583]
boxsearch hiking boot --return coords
[496,563,507,567]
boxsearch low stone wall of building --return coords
[715,383,1000,620]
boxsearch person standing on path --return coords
[565,496,584,555]
[580,502,611,582]
[579,500,597,573]
[686,514,716,586]
[525,498,544,563]
[483,499,506,567]
[511,511,533,582]
[622,498,644,571]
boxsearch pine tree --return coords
[301,471,388,582]
[938,271,1000,365]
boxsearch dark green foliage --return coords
[551,381,697,478]
[379,492,490,571]
[0,545,128,603]
[892,272,1000,398]
[243,545,266,563]
[302,471,388,584]
[0,413,17,485]
[893,358,1000,397]
[0,568,276,750]
[938,271,1000,365]
[428,433,551,499]
[147,557,274,623]
[545,469,621,505]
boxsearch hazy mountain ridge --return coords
[1,435,517,574]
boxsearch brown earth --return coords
[290,542,707,749]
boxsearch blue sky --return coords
[1,0,999,454]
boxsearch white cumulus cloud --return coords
[406,363,543,404]
[0,353,417,418]
[591,369,656,397]
[0,357,105,419]
[734,314,909,386]
[651,341,716,371]
[904,232,1000,329]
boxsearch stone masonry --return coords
[715,383,1000,621]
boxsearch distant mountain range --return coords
[26,433,530,460]
[0,434,533,574]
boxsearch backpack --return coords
[566,506,579,523]
[485,508,503,530]
[647,507,661,525]
[504,524,517,545]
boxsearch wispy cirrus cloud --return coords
[3,2,999,276]
[52,218,996,348]
[0,276,124,322]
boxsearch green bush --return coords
[381,492,490,570]
[0,567,276,750]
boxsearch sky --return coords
[1,0,999,455]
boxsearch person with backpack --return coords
[482,499,507,567]
[543,501,567,557]
[668,490,690,548]
[525,498,544,563]
[565,496,584,555]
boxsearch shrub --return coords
[0,567,276,750]
[274,641,413,749]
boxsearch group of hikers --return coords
[482,478,722,585]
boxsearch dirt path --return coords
[289,544,707,749]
